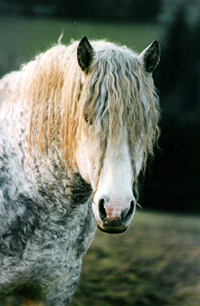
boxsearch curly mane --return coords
[3,40,160,173]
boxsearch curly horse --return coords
[0,37,160,305]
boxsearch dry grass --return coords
[71,211,200,306]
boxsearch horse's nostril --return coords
[130,200,135,214]
[121,200,135,221]
[98,199,107,220]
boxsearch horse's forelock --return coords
[80,46,160,173]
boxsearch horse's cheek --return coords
[76,144,92,185]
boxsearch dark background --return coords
[1,0,200,214]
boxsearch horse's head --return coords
[75,37,160,234]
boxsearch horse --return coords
[0,36,160,306]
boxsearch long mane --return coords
[2,40,160,174]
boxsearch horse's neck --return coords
[0,93,29,142]
[0,80,93,207]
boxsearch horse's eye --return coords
[85,114,92,125]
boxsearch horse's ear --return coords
[77,37,95,73]
[138,40,160,73]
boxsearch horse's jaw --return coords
[96,223,127,234]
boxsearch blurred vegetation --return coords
[156,5,200,118]
[142,5,200,213]
[0,0,161,23]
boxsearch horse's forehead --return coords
[99,50,137,66]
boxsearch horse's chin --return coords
[97,223,127,234]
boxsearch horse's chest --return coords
[9,202,96,301]
[29,174,95,264]
[24,201,96,266]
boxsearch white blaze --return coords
[92,133,135,225]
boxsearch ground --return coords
[72,210,200,306]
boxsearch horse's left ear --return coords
[138,40,160,73]
[77,37,95,73]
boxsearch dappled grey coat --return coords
[0,126,96,305]
[0,132,96,305]
[0,43,97,305]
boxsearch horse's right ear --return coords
[77,37,95,73]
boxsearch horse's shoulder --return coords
[0,131,38,238]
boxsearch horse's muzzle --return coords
[95,198,135,234]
